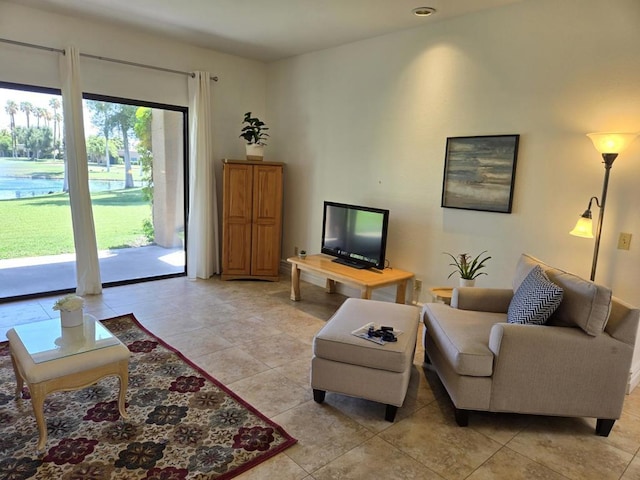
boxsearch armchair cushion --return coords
[423,303,501,377]
[507,265,563,325]
[513,254,612,336]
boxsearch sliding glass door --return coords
[83,94,187,286]
[0,82,187,300]
[0,83,76,298]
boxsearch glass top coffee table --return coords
[7,314,130,452]
[12,314,121,363]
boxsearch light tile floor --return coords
[2,276,640,479]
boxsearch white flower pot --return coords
[459,278,476,287]
[246,144,264,161]
[60,309,83,328]
[58,323,85,347]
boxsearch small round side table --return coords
[430,287,453,305]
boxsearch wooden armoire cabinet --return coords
[221,159,284,281]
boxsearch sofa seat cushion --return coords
[513,254,612,336]
[508,265,563,325]
[423,303,503,377]
[314,298,419,374]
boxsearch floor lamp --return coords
[570,132,638,281]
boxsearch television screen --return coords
[321,201,389,270]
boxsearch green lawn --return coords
[0,157,141,181]
[0,188,151,259]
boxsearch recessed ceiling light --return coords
[412,7,436,17]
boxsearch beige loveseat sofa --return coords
[422,253,639,436]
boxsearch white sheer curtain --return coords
[59,46,102,294]
[187,71,220,278]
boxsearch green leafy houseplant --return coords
[445,251,491,280]
[239,112,269,146]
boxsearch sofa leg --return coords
[385,405,398,422]
[313,389,326,404]
[454,408,469,427]
[596,418,615,436]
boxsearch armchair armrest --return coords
[452,287,513,313]
[488,323,633,418]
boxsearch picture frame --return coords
[441,134,520,213]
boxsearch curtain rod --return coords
[0,37,219,82]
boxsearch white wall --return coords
[0,1,267,199]
[267,0,640,307]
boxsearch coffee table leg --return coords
[9,353,23,399]
[395,280,408,304]
[30,383,48,452]
[290,264,301,301]
[117,361,129,419]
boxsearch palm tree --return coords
[42,109,52,128]
[34,107,45,128]
[4,100,18,157]
[49,98,61,152]
[53,112,62,157]
[19,102,33,157]
[20,101,32,128]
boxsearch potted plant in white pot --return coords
[240,112,269,160]
[445,251,491,287]
[53,293,85,327]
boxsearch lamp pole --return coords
[583,132,637,282]
[590,154,617,281]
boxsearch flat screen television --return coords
[321,201,389,270]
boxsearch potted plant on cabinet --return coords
[444,251,491,287]
[240,112,269,160]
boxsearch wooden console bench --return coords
[287,254,414,304]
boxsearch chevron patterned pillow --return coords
[508,264,563,325]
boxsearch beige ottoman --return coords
[311,298,419,421]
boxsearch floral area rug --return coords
[0,314,297,479]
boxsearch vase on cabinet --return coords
[245,144,264,161]
[459,278,476,287]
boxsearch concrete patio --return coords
[0,245,185,300]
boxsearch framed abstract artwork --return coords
[441,134,520,213]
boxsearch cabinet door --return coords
[251,165,283,277]
[222,164,253,275]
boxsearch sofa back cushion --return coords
[513,254,612,336]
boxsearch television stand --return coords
[287,254,414,304]
[331,257,368,269]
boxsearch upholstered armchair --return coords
[422,254,639,436]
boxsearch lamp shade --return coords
[587,132,638,154]
[570,216,594,238]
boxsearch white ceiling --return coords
[9,0,521,62]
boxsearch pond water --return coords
[0,177,141,200]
